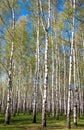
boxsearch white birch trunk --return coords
[33,78,37,122]
[23,92,26,114]
[67,0,76,128]
[47,83,51,116]
[75,44,80,118]
[13,90,18,116]
[39,0,50,127]
[67,19,73,129]
[17,68,21,115]
[55,43,59,120]
[78,77,81,118]
[63,48,67,115]
[72,0,77,126]
[58,54,62,115]
[33,0,40,123]
[73,46,77,125]
[28,67,33,114]
[5,0,15,124]
[51,38,55,117]
[42,31,48,126]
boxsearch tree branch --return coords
[7,0,12,9]
[0,15,13,39]
[39,0,46,32]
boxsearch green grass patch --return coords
[0,113,84,130]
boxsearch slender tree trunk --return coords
[13,90,18,116]
[42,31,48,127]
[13,62,17,116]
[23,92,26,114]
[39,0,50,127]
[58,53,62,115]
[5,1,15,124]
[72,0,77,126]
[55,43,59,120]
[67,22,73,129]
[47,83,51,116]
[33,0,40,123]
[64,48,67,115]
[76,44,80,119]
[81,33,84,115]
[67,85,72,128]
[73,47,77,126]
[17,68,21,115]
[28,67,33,114]
[67,0,76,128]
[33,78,37,123]
[78,78,81,118]
[51,38,55,117]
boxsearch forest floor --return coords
[0,112,84,130]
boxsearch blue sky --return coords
[21,0,65,15]
[20,0,65,35]
[57,0,65,12]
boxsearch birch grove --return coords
[0,0,84,129]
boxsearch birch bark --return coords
[42,31,48,126]
[63,45,67,115]
[55,43,59,120]
[51,38,55,117]
[33,0,40,123]
[5,0,15,124]
[39,0,50,127]
[67,13,73,130]
[58,53,62,115]
[72,0,77,126]
[67,0,76,128]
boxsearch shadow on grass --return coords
[47,125,65,130]
[77,124,84,128]
[0,113,84,130]
[0,119,5,124]
[0,120,5,125]
[11,114,42,125]
[0,117,34,125]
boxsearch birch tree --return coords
[71,0,78,126]
[67,1,74,129]
[51,37,55,117]
[5,0,15,124]
[32,0,40,123]
[55,43,59,120]
[63,45,67,115]
[39,0,51,127]
[67,0,77,128]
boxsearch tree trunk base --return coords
[13,112,16,117]
[74,122,77,126]
[32,117,36,123]
[32,111,36,123]
[42,121,46,127]
[56,116,59,120]
[67,122,71,129]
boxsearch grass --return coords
[0,113,84,130]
